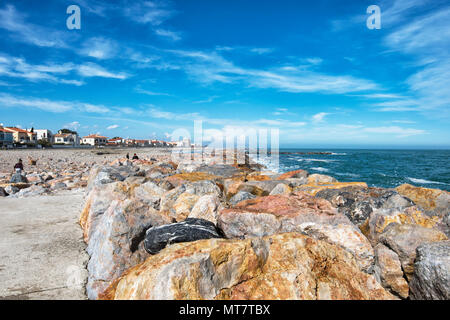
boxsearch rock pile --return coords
[76,162,449,300]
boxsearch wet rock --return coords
[373,244,409,299]
[379,223,447,280]
[229,190,256,205]
[188,194,222,224]
[218,192,374,272]
[143,218,222,255]
[102,233,394,300]
[307,174,337,184]
[409,241,450,300]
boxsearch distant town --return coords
[0,125,192,149]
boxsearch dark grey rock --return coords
[144,218,222,254]
[229,190,256,205]
[0,187,8,197]
[10,173,28,183]
[409,240,450,300]
[315,187,414,226]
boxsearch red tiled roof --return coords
[5,127,36,134]
[83,134,108,139]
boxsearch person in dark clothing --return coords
[14,159,24,172]
[132,153,139,160]
[126,153,130,159]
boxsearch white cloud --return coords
[155,29,181,41]
[312,112,330,123]
[63,121,81,131]
[78,63,129,79]
[124,1,175,25]
[107,124,119,130]
[250,48,273,55]
[79,37,119,60]
[363,126,426,137]
[0,5,70,48]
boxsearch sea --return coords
[251,149,450,191]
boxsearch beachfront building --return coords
[53,133,80,146]
[82,134,108,146]
[5,127,37,145]
[0,126,14,147]
[124,139,136,146]
[108,137,124,145]
[35,129,53,143]
[135,139,150,147]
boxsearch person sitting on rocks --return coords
[14,159,24,173]
[126,153,130,160]
[132,153,139,160]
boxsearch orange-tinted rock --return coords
[246,174,272,181]
[218,192,374,272]
[396,184,450,216]
[277,169,308,180]
[166,172,221,187]
[294,182,368,196]
[307,174,337,184]
[101,233,394,300]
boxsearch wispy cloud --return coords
[312,112,330,124]
[363,126,426,137]
[78,63,129,79]
[155,29,182,41]
[124,1,176,25]
[0,5,71,48]
[107,124,119,130]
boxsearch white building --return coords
[35,129,53,142]
[82,134,108,146]
[53,133,79,146]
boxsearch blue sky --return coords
[0,0,449,148]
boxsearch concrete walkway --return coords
[0,191,88,299]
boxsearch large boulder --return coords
[229,190,256,206]
[277,169,308,180]
[307,174,337,184]
[379,224,447,280]
[294,182,368,196]
[409,241,450,300]
[362,206,443,245]
[396,184,450,217]
[86,199,170,300]
[143,218,222,254]
[188,194,222,224]
[373,244,409,299]
[218,192,374,272]
[10,173,28,183]
[316,187,414,226]
[101,233,395,300]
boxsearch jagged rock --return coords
[143,218,222,255]
[26,173,44,184]
[269,183,292,195]
[0,187,8,197]
[86,199,170,300]
[101,233,395,300]
[379,224,447,280]
[4,185,19,194]
[373,244,409,299]
[195,164,242,178]
[188,194,222,224]
[9,185,47,198]
[396,184,450,217]
[245,180,281,195]
[229,190,256,206]
[362,206,443,245]
[285,178,308,187]
[294,182,368,196]
[307,174,337,184]
[277,169,308,180]
[166,172,221,187]
[409,241,450,300]
[316,187,415,226]
[10,173,28,183]
[176,162,201,174]
[225,181,267,199]
[134,181,165,209]
[218,192,374,272]
[173,193,200,221]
